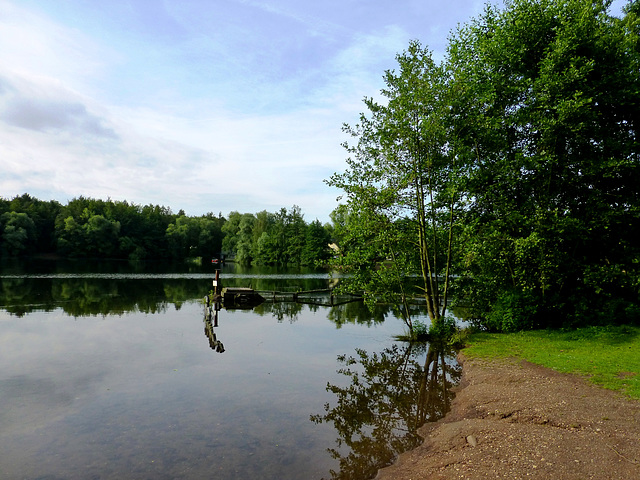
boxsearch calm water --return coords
[0,259,460,480]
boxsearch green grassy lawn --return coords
[463,325,640,400]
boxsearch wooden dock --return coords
[255,288,362,307]
[221,287,265,307]
[206,270,362,308]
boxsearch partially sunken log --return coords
[221,287,265,308]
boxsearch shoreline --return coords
[375,354,640,479]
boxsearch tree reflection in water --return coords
[311,342,461,480]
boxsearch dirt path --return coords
[375,355,640,480]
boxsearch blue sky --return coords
[0,0,629,223]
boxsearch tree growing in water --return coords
[327,41,463,335]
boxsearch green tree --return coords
[327,40,461,333]
[285,205,307,266]
[269,208,290,265]
[104,200,148,260]
[166,215,198,258]
[221,211,242,256]
[254,207,299,266]
[251,210,276,265]
[0,212,37,256]
[7,194,61,253]
[448,0,640,329]
[221,212,257,264]
[301,219,332,266]
[196,215,225,259]
[54,197,174,259]
[84,214,121,257]
[252,210,274,249]
[138,203,174,258]
[235,213,256,264]
[56,216,85,256]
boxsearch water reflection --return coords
[203,301,225,353]
[0,273,396,327]
[0,263,461,480]
[201,287,379,352]
[311,343,461,480]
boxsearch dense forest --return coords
[326,0,640,332]
[0,193,333,266]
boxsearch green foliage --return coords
[85,214,121,257]
[428,315,458,341]
[222,206,332,267]
[0,194,330,266]
[54,196,177,259]
[409,319,429,339]
[328,0,640,332]
[0,194,62,254]
[165,215,222,259]
[482,290,540,333]
[326,40,462,333]
[448,0,640,330]
[0,211,37,256]
[302,219,332,266]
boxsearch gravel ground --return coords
[375,354,640,480]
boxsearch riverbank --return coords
[375,354,640,479]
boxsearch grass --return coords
[463,325,640,400]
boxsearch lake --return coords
[0,259,460,480]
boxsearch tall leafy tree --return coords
[84,214,121,257]
[285,205,307,266]
[328,0,640,332]
[221,211,242,258]
[327,40,462,331]
[221,212,257,264]
[166,215,199,258]
[301,219,332,266]
[196,214,225,259]
[56,216,86,256]
[7,194,61,252]
[448,0,640,329]
[0,212,37,256]
[138,203,174,258]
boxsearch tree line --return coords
[0,193,333,266]
[327,0,640,333]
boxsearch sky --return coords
[0,0,629,223]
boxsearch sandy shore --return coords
[375,355,640,480]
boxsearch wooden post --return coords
[213,270,220,296]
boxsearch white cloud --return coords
[0,0,117,93]
[0,63,345,219]
[3,0,540,222]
